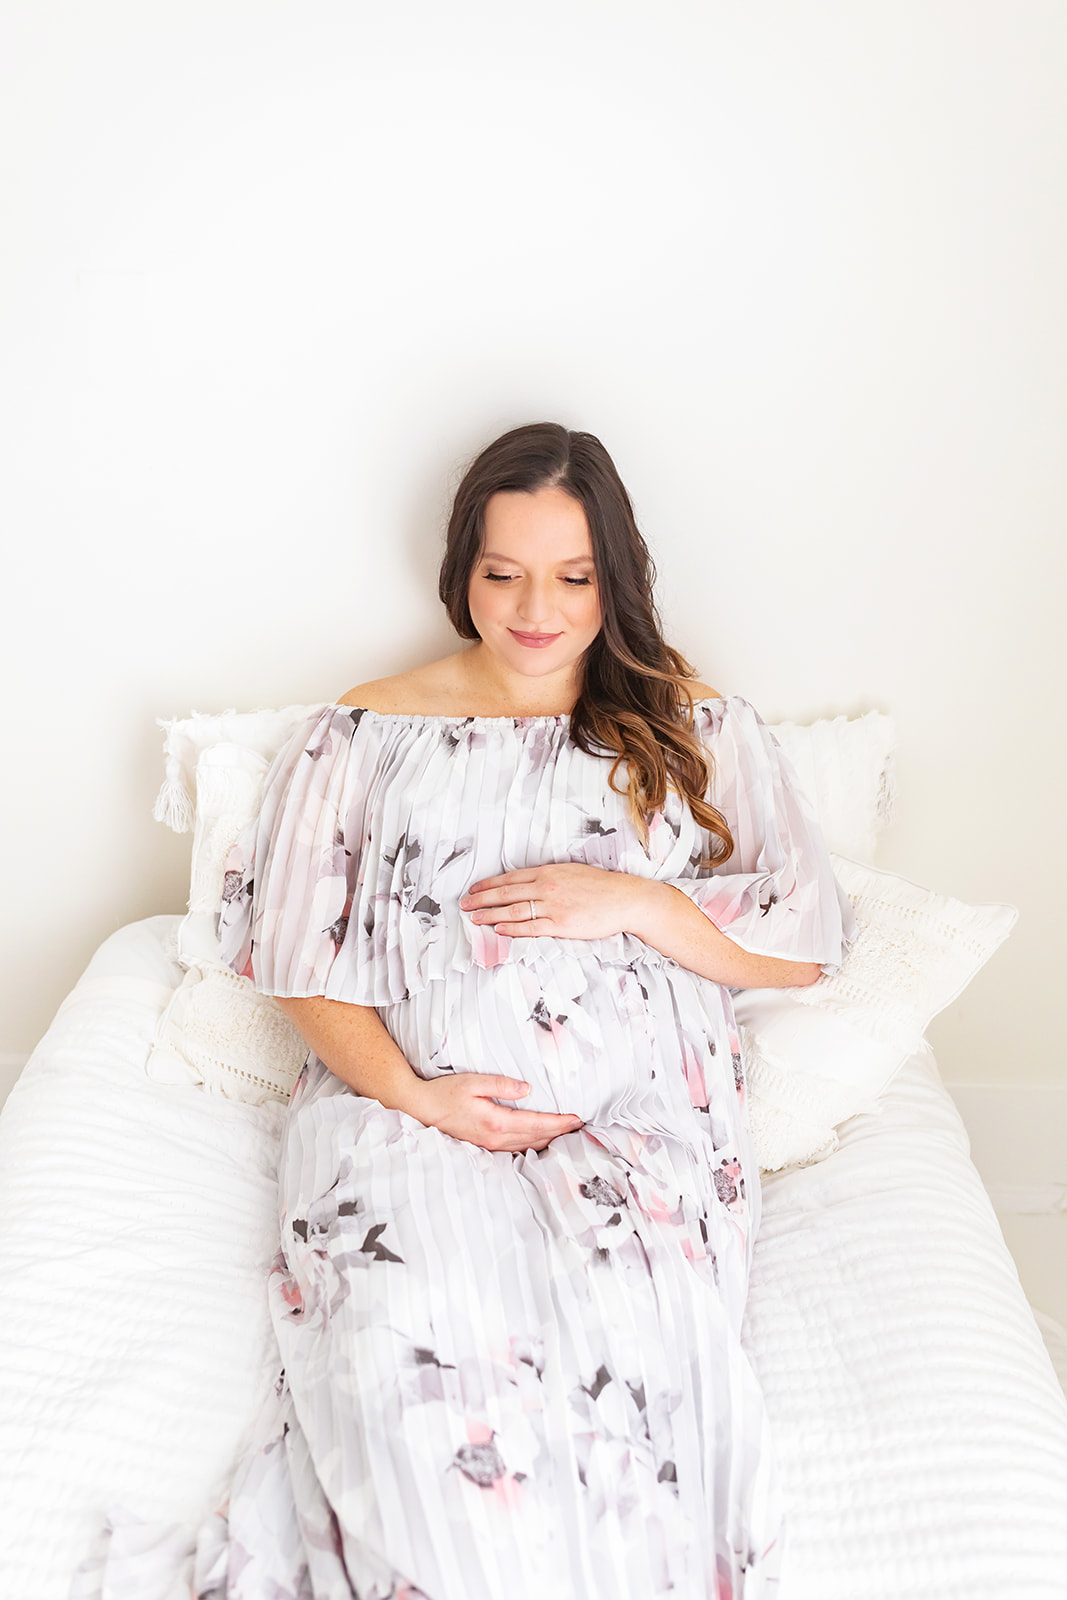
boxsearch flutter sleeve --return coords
[217,704,371,998]
[665,696,855,972]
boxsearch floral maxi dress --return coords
[204,695,851,1600]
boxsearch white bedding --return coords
[1,916,1065,1599]
[748,1045,1067,1596]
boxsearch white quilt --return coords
[0,917,1065,1599]
[746,1045,1067,1596]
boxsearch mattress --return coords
[0,915,1065,1599]
[745,1041,1067,1596]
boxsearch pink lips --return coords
[509,629,562,649]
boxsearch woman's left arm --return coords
[461,699,853,989]
[459,865,821,988]
[626,876,822,987]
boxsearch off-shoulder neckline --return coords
[327,695,729,726]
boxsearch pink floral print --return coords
[118,697,851,1598]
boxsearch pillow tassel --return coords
[152,718,196,833]
[152,768,195,834]
[876,750,898,829]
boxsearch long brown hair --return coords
[438,422,733,866]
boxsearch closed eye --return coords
[484,573,592,586]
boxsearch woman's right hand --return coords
[406,1073,583,1153]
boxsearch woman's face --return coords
[467,486,602,683]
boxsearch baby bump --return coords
[376,960,706,1133]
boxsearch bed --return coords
[1,709,1066,1599]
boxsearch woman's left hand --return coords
[460,863,651,942]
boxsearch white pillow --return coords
[147,963,309,1107]
[150,704,896,1107]
[735,854,1018,1174]
[765,710,896,863]
[152,705,319,836]
[149,706,319,1103]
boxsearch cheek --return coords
[575,590,602,634]
[467,580,496,625]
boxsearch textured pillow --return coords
[149,707,319,1103]
[150,704,896,1107]
[736,854,1018,1174]
[152,705,319,836]
[765,710,896,864]
[147,963,309,1107]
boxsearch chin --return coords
[505,651,567,675]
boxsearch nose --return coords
[515,576,557,629]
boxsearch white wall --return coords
[3,0,1064,1085]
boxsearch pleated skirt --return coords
[199,957,786,1599]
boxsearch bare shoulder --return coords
[683,679,723,701]
[337,654,469,715]
[337,679,395,713]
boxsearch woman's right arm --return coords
[274,995,582,1153]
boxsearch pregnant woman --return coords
[208,422,852,1599]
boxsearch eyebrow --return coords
[479,551,595,566]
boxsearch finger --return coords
[468,901,532,922]
[464,884,537,910]
[476,1076,531,1100]
[465,873,538,896]
[499,1110,584,1133]
[488,919,548,937]
[470,908,546,931]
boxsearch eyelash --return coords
[484,573,592,586]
